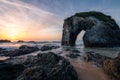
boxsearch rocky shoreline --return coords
[0,51,78,80]
[0,44,120,80]
[83,52,120,80]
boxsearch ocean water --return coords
[0,40,119,80]
[0,40,120,60]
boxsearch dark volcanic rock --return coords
[3,45,39,57]
[83,52,120,80]
[66,53,80,58]
[40,45,59,51]
[0,52,78,80]
[83,52,110,66]
[0,63,25,80]
[61,11,120,47]
[66,49,80,58]
[17,52,78,80]
[19,45,38,50]
[11,45,39,56]
[71,49,80,53]
[0,48,7,56]
[103,58,120,80]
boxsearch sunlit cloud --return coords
[0,0,120,41]
[0,0,62,41]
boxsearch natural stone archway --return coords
[61,11,120,47]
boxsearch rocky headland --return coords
[62,11,120,47]
[0,40,11,43]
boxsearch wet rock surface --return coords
[40,44,59,51]
[66,53,80,58]
[61,11,120,47]
[0,45,39,57]
[83,52,110,66]
[66,49,81,58]
[0,52,78,80]
[103,58,120,80]
[83,52,120,80]
[0,63,25,80]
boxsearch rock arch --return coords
[61,11,120,47]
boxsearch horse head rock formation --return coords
[61,11,120,47]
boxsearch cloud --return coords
[0,0,62,30]
[0,0,63,40]
[0,0,120,41]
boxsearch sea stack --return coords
[61,11,120,47]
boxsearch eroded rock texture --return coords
[83,52,120,80]
[17,52,78,80]
[62,11,120,47]
[0,52,78,80]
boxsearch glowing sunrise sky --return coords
[0,0,120,41]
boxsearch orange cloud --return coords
[0,0,63,41]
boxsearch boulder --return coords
[3,45,39,57]
[83,52,120,79]
[61,11,120,47]
[102,58,120,80]
[19,45,39,50]
[40,45,59,51]
[66,49,80,58]
[0,52,78,80]
[66,53,80,58]
[83,52,112,66]
[0,63,25,80]
[0,48,7,56]
[17,52,78,80]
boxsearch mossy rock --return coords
[67,11,119,30]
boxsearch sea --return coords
[0,40,119,80]
[0,40,120,60]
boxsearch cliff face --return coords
[61,11,120,47]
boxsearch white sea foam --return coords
[0,40,120,60]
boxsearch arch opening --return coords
[61,11,120,47]
[76,30,85,45]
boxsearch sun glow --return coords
[0,0,62,41]
[1,24,26,41]
[8,27,19,40]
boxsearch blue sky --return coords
[0,0,120,41]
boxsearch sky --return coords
[0,0,120,41]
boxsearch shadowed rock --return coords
[103,58,120,80]
[61,11,120,47]
[83,52,110,67]
[17,52,78,80]
[0,52,78,80]
[2,45,39,57]
[83,52,120,80]
[0,63,25,80]
[66,49,81,58]
[40,45,59,51]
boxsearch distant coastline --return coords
[0,40,11,43]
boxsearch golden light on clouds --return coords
[0,0,62,41]
[1,24,26,41]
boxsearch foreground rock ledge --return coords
[83,52,120,80]
[61,11,120,47]
[0,52,78,80]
